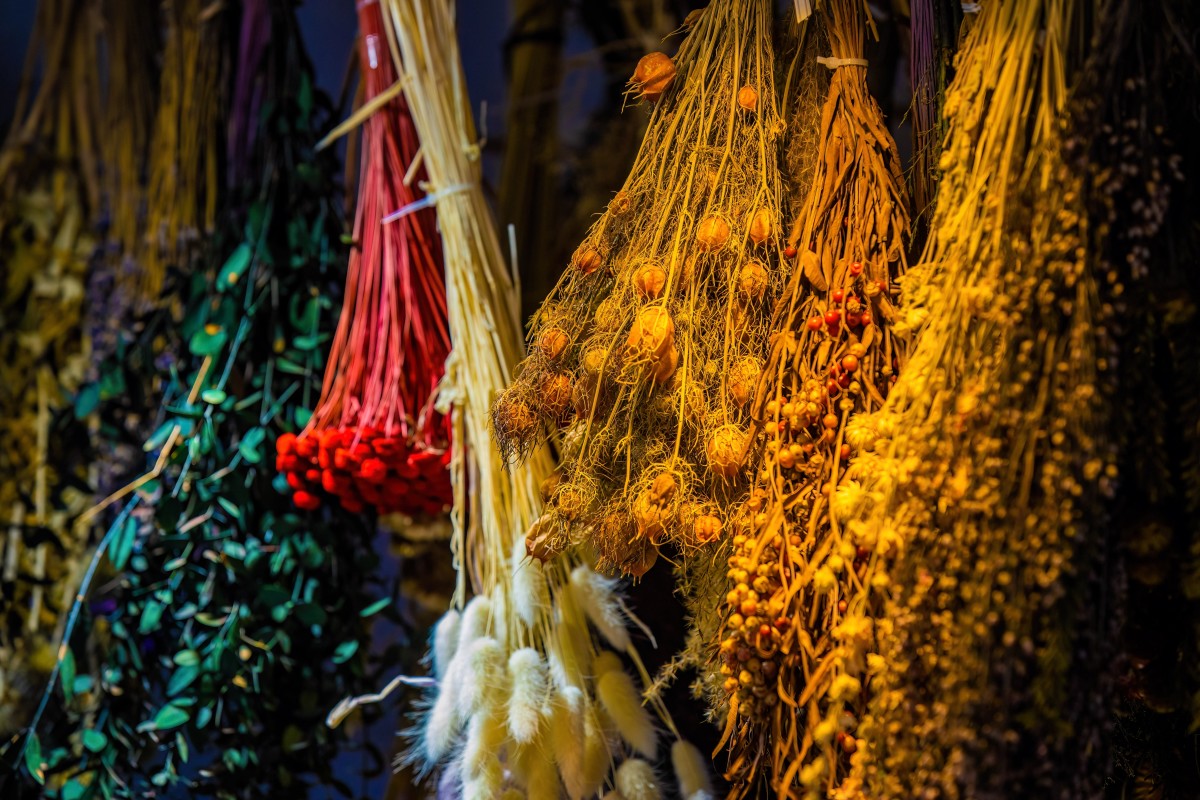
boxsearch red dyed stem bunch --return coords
[277,0,451,517]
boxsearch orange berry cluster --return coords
[275,427,451,516]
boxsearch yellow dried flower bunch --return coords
[493,0,791,578]
[709,0,912,796]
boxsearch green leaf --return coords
[149,704,190,731]
[200,388,227,405]
[167,664,199,696]
[275,357,307,375]
[217,243,253,292]
[82,729,108,753]
[332,639,359,664]
[189,326,229,357]
[294,603,327,627]
[297,72,314,123]
[138,600,165,634]
[294,407,312,428]
[143,420,176,452]
[195,705,213,729]
[75,383,100,419]
[60,648,76,701]
[174,650,200,666]
[217,496,243,522]
[24,732,44,783]
[61,779,86,800]
[72,675,94,695]
[239,427,267,464]
[359,597,391,618]
[108,515,137,571]
[176,732,190,764]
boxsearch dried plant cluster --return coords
[702,0,911,796]
[493,0,792,579]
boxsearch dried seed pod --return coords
[651,345,679,383]
[582,346,609,376]
[631,52,676,103]
[729,358,761,407]
[737,85,758,112]
[696,215,731,251]
[706,425,746,478]
[539,469,563,504]
[573,246,603,275]
[554,483,588,522]
[737,260,769,300]
[538,327,570,360]
[692,514,722,544]
[493,389,540,449]
[747,207,774,245]
[610,190,631,215]
[632,490,670,543]
[525,514,564,562]
[540,373,574,418]
[633,263,668,299]
[650,473,677,501]
[626,307,675,362]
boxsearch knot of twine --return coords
[817,56,869,70]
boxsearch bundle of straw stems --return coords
[837,0,1116,796]
[379,7,688,800]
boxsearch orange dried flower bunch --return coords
[278,1,450,516]
[712,0,912,796]
[493,0,789,577]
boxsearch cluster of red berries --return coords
[275,426,451,516]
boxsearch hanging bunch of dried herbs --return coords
[701,0,911,796]
[9,2,392,796]
[493,0,791,579]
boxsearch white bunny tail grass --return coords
[512,532,549,629]
[569,565,632,651]
[455,636,507,720]
[581,707,613,800]
[431,608,461,679]
[549,620,591,691]
[508,647,548,744]
[462,702,508,792]
[436,756,463,799]
[601,793,626,800]
[550,686,586,799]
[500,790,525,800]
[687,792,716,800]
[458,595,495,649]
[592,649,624,678]
[670,740,713,799]
[423,650,467,765]
[524,739,561,800]
[615,759,662,800]
[596,662,657,759]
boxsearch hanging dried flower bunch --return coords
[704,0,912,796]
[836,1,1118,796]
[493,0,789,578]
[278,0,451,517]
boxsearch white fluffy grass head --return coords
[595,659,657,759]
[459,595,494,649]
[549,619,591,690]
[616,758,662,800]
[670,739,713,799]
[507,647,548,743]
[512,530,550,628]
[569,565,632,651]
[431,608,461,679]
[455,637,507,720]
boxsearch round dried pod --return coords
[537,327,570,360]
[626,307,675,362]
[526,515,565,563]
[737,260,769,300]
[493,389,540,449]
[540,373,574,418]
[706,425,746,479]
[632,490,670,543]
[747,207,774,246]
[573,246,604,275]
[594,297,624,332]
[696,216,731,252]
[650,472,677,502]
[630,52,676,103]
[633,263,667,299]
[625,538,659,578]
[651,345,679,384]
[729,358,761,407]
[737,84,758,112]
[610,191,631,215]
[539,469,563,504]
[581,346,610,376]
[693,514,722,544]
[554,483,588,522]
